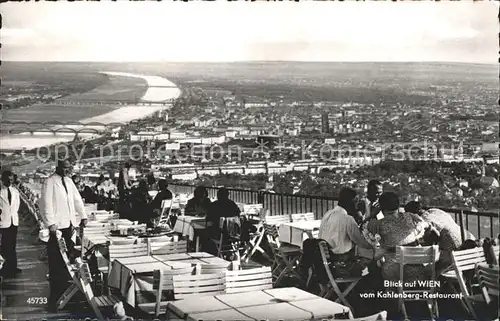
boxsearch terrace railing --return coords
[168,183,499,239]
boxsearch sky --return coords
[1,1,498,63]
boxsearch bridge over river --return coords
[0,72,181,151]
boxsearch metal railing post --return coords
[458,210,466,243]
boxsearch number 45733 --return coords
[27,297,47,304]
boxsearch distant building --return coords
[321,112,330,134]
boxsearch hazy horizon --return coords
[2,60,496,66]
[2,1,497,64]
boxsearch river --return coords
[0,72,181,151]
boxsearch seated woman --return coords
[363,192,435,283]
[185,186,212,217]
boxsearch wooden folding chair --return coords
[472,264,500,315]
[225,266,272,294]
[264,223,302,287]
[78,225,111,258]
[317,240,360,317]
[211,217,244,262]
[56,236,85,311]
[444,247,487,318]
[291,212,315,222]
[172,272,226,300]
[77,262,121,320]
[148,239,188,255]
[97,241,149,295]
[137,266,195,317]
[241,221,267,263]
[143,236,173,253]
[157,199,173,227]
[395,245,439,320]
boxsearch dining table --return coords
[278,220,321,249]
[152,252,230,268]
[166,287,353,320]
[108,255,192,307]
[173,216,211,251]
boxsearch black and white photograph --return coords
[0,1,498,320]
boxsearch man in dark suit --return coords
[0,170,21,278]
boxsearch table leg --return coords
[195,236,200,252]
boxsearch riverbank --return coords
[0,72,181,151]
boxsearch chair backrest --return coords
[78,262,105,320]
[291,212,315,222]
[452,247,487,272]
[153,267,196,291]
[161,199,172,209]
[108,241,149,259]
[225,266,272,293]
[348,310,387,321]
[173,273,226,300]
[151,266,195,316]
[149,240,188,255]
[476,263,499,304]
[317,240,336,282]
[57,236,78,277]
[396,246,438,288]
[158,199,173,224]
[198,262,231,275]
[451,247,488,298]
[264,215,291,226]
[263,223,281,253]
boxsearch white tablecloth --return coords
[278,220,321,249]
[173,216,207,241]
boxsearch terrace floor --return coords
[2,210,492,321]
[1,216,96,321]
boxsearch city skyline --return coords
[2,1,498,64]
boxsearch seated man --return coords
[206,188,241,230]
[319,187,374,276]
[205,188,241,254]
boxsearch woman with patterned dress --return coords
[363,192,434,283]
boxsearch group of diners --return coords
[314,179,498,316]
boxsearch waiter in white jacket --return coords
[39,159,88,312]
[0,170,21,278]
